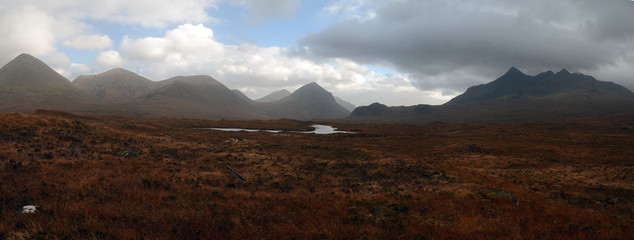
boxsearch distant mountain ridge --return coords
[256,89,291,102]
[447,67,634,104]
[259,82,351,120]
[349,67,634,122]
[73,68,156,103]
[3,54,633,122]
[127,76,266,119]
[0,53,353,120]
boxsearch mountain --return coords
[123,75,267,119]
[73,68,156,103]
[258,88,356,111]
[260,82,350,120]
[335,96,356,111]
[0,54,87,112]
[349,67,634,122]
[256,89,291,102]
[447,67,634,104]
[0,54,354,120]
[232,89,252,102]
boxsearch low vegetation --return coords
[0,110,632,239]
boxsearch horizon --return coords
[1,0,633,106]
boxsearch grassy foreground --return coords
[0,110,632,239]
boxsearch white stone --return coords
[22,205,37,213]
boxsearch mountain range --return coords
[349,67,634,122]
[1,53,633,122]
[0,54,351,120]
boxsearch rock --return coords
[117,150,139,158]
[22,205,37,213]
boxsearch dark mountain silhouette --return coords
[350,67,634,122]
[260,82,350,120]
[0,54,88,112]
[256,89,291,102]
[73,68,156,103]
[447,67,634,104]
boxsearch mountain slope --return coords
[447,67,634,105]
[260,82,350,120]
[73,68,156,103]
[123,76,267,119]
[232,89,252,102]
[0,54,87,112]
[350,67,634,122]
[256,89,291,102]
[335,96,356,111]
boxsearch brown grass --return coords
[0,110,632,239]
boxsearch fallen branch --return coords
[226,165,245,181]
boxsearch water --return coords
[202,124,353,135]
[309,125,353,134]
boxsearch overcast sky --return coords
[1,0,632,106]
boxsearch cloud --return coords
[239,0,300,20]
[0,0,218,64]
[116,23,430,105]
[43,52,71,68]
[120,23,224,62]
[63,34,112,50]
[94,50,123,67]
[298,0,634,93]
[0,5,58,64]
[63,34,113,50]
[12,0,219,28]
[323,0,377,22]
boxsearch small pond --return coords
[201,124,353,135]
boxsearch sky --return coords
[0,0,633,106]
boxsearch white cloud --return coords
[94,50,123,67]
[63,34,113,50]
[323,0,377,22]
[0,0,219,64]
[120,36,170,61]
[12,0,219,28]
[116,23,440,106]
[43,52,71,68]
[0,5,58,64]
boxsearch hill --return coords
[260,82,351,120]
[232,89,252,102]
[73,68,156,103]
[256,89,291,102]
[0,53,87,112]
[349,67,634,122]
[123,75,267,119]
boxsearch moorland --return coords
[0,110,632,239]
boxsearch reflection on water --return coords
[201,124,353,135]
[309,125,353,134]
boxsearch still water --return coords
[203,124,353,135]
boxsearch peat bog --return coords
[0,110,632,239]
